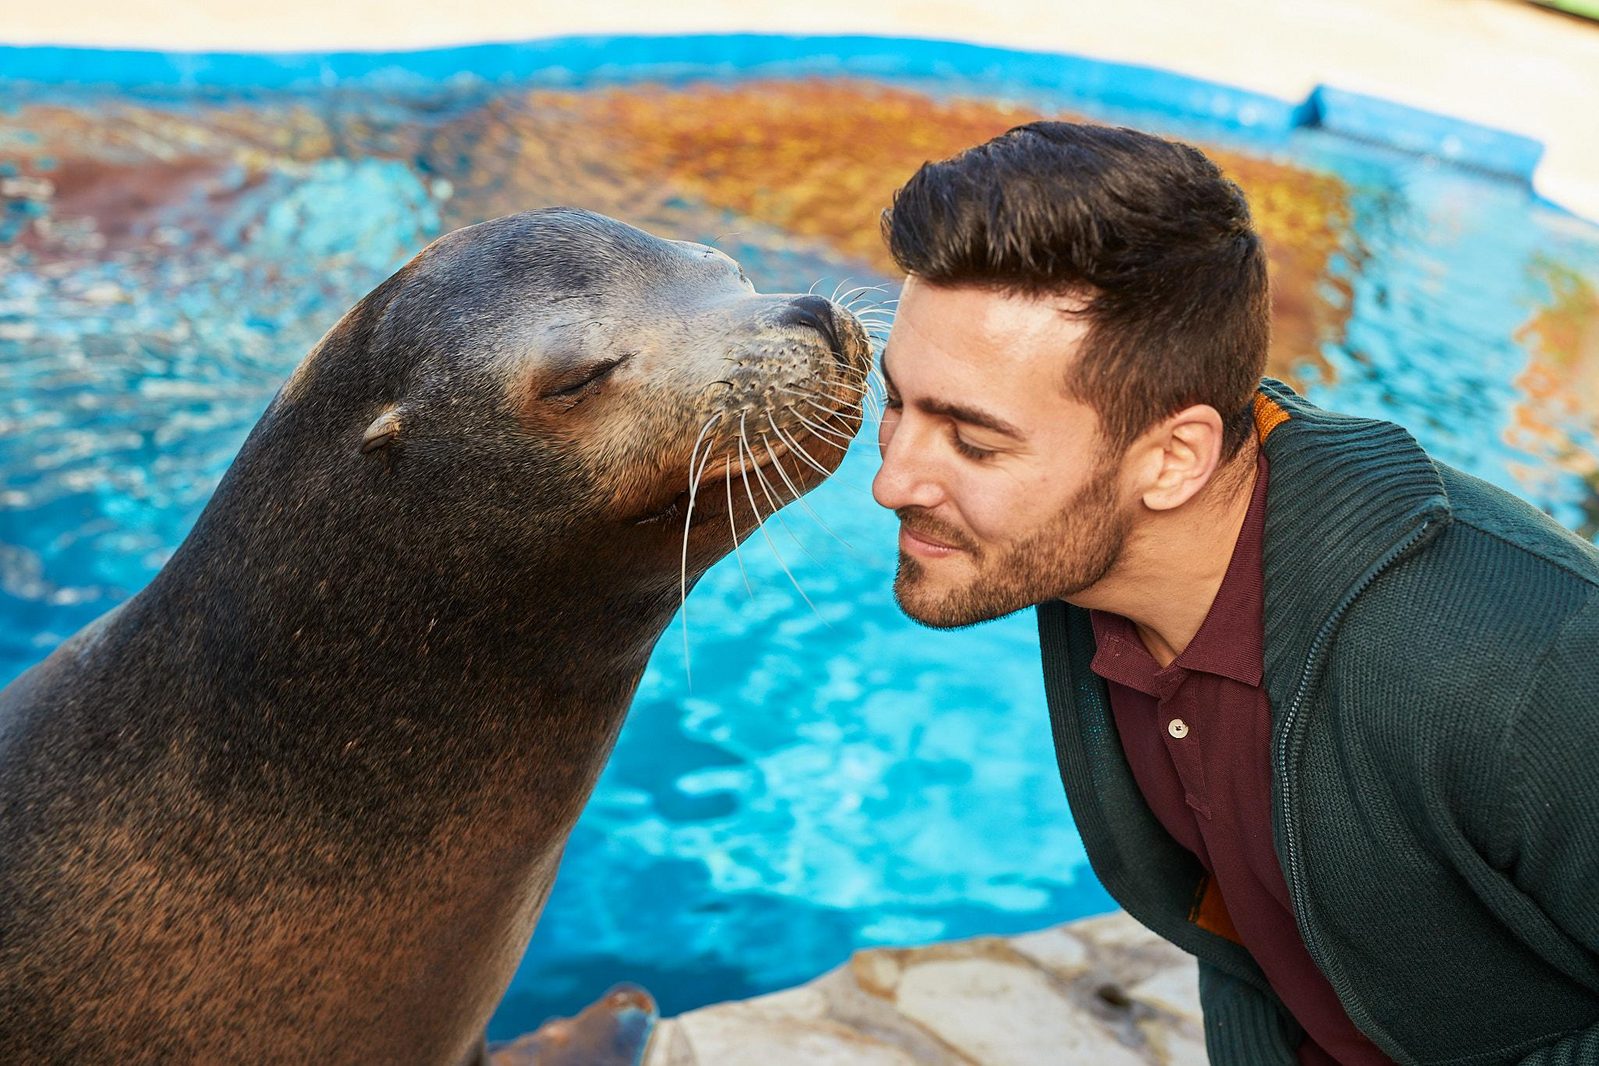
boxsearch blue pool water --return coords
[2,37,1598,1037]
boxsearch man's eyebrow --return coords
[879,349,1025,441]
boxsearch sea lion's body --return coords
[0,209,869,1063]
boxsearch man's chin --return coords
[892,570,1018,631]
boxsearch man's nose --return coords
[871,410,942,512]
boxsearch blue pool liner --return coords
[1297,85,1543,180]
[0,33,1547,184]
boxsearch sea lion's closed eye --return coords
[539,355,630,404]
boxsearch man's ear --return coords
[1136,404,1226,512]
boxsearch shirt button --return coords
[1168,718,1190,739]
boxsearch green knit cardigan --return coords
[1037,380,1599,1065]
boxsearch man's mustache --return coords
[895,507,979,554]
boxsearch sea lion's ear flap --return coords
[361,407,404,455]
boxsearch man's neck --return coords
[1070,438,1261,668]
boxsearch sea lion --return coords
[0,208,871,1064]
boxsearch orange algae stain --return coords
[546,80,1037,268]
[3,80,1356,389]
[529,79,1353,385]
[1213,154,1354,386]
[1509,257,1599,535]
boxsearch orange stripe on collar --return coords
[1254,392,1291,443]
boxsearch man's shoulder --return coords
[1258,379,1598,591]
[1331,459,1599,723]
[1430,460,1599,590]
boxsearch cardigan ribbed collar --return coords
[1254,379,1452,717]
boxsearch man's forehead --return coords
[889,284,1089,380]
[898,279,1091,357]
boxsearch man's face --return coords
[872,279,1134,628]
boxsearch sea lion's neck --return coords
[117,425,681,852]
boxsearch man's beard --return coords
[892,458,1130,629]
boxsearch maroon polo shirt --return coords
[1088,451,1391,1066]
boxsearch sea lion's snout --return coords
[615,287,871,537]
[778,294,846,362]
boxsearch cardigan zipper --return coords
[1273,518,1434,1065]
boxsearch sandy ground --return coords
[2,1,1597,216]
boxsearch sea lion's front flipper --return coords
[488,984,658,1066]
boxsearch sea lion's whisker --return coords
[837,282,889,303]
[780,379,871,398]
[737,424,824,622]
[775,387,873,431]
[829,378,876,399]
[733,420,771,530]
[860,374,886,407]
[795,420,867,461]
[802,396,861,423]
[847,302,894,316]
[724,464,755,600]
[763,430,862,557]
[793,413,856,450]
[746,434,827,571]
[757,432,807,510]
[798,402,863,446]
[857,391,885,429]
[679,416,725,685]
[746,433,794,512]
[776,382,870,405]
[684,414,724,505]
[767,415,835,479]
[791,398,860,435]
[848,308,897,324]
[838,284,888,308]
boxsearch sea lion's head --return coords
[263,208,872,611]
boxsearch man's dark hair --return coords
[883,121,1270,459]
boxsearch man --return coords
[871,121,1599,1064]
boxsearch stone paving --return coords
[641,911,1206,1066]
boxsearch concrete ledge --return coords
[637,910,1206,1066]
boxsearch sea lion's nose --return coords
[780,295,842,355]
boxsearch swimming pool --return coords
[2,35,1596,1037]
